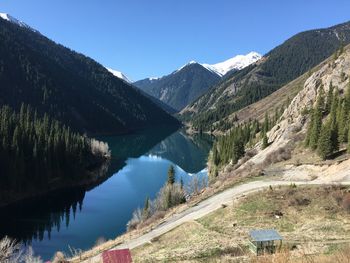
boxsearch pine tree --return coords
[143,196,150,219]
[345,82,350,112]
[232,139,244,163]
[305,108,315,147]
[317,120,333,160]
[262,131,268,149]
[263,112,269,134]
[330,89,340,152]
[337,100,348,143]
[0,104,106,194]
[309,88,325,149]
[212,143,220,166]
[167,165,175,185]
[348,121,350,153]
[325,82,334,114]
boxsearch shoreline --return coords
[0,158,111,209]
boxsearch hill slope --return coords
[180,21,350,131]
[0,16,179,135]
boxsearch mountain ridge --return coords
[180,20,350,131]
[134,63,221,111]
[0,14,179,135]
[134,52,261,111]
[106,67,133,83]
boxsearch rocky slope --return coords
[247,45,350,182]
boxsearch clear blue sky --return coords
[1,0,350,80]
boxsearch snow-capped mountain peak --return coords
[202,51,262,76]
[106,67,133,83]
[0,13,38,33]
[172,52,262,78]
[175,60,198,73]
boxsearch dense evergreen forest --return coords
[0,18,179,135]
[182,21,350,131]
[0,104,109,205]
[305,81,350,159]
[210,107,284,177]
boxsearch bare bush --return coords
[68,246,82,260]
[245,149,258,158]
[155,183,186,211]
[342,193,350,212]
[0,236,22,263]
[263,146,292,166]
[90,138,111,157]
[186,175,207,196]
[127,183,186,231]
[22,247,42,263]
[332,190,344,205]
[127,207,143,230]
[94,237,107,247]
[0,236,42,263]
[52,251,68,263]
[138,211,167,229]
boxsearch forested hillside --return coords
[180,21,350,131]
[0,18,179,135]
[0,104,110,206]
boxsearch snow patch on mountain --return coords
[175,60,198,73]
[106,68,133,83]
[202,52,262,76]
[0,13,39,33]
[173,52,261,77]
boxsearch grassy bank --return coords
[132,185,350,262]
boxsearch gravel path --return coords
[81,179,350,262]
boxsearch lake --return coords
[0,128,213,260]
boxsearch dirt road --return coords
[81,179,350,262]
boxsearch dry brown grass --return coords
[131,186,350,262]
[252,246,350,263]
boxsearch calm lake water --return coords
[0,128,213,260]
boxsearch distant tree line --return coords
[0,104,109,201]
[305,81,350,159]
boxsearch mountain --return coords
[134,53,261,111]
[202,52,262,76]
[106,67,132,83]
[105,68,176,114]
[180,20,350,131]
[138,90,178,114]
[0,14,179,135]
[0,13,38,33]
[134,62,221,111]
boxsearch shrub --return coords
[263,146,292,166]
[186,175,207,196]
[127,183,186,231]
[94,237,107,247]
[342,193,350,212]
[155,183,186,211]
[0,236,42,263]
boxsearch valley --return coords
[0,4,350,263]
